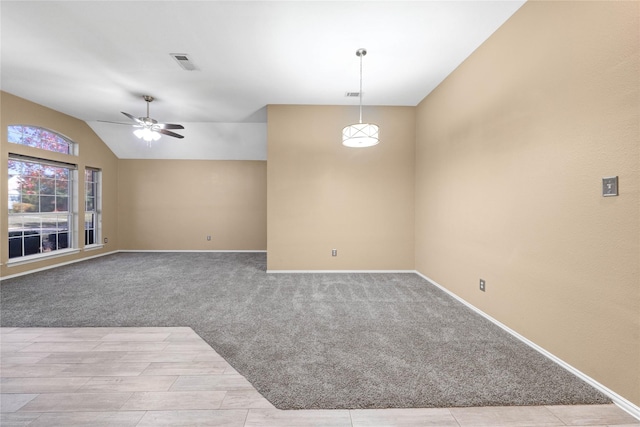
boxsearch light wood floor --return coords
[1,327,637,427]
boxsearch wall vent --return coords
[345,92,361,97]
[170,53,197,71]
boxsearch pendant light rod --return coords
[356,48,366,124]
[143,95,154,118]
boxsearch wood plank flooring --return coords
[1,327,637,427]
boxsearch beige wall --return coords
[415,1,639,406]
[118,159,266,250]
[1,91,119,277]
[267,105,415,270]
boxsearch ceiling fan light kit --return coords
[134,127,161,143]
[342,48,379,148]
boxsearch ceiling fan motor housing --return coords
[141,117,158,126]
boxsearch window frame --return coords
[7,154,79,265]
[84,167,102,250]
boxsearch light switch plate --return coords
[602,176,618,197]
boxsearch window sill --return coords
[83,244,104,252]
[6,248,80,267]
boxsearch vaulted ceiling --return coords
[1,1,525,160]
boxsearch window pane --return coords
[23,234,41,256]
[21,176,40,193]
[8,171,21,211]
[8,215,23,234]
[21,172,41,187]
[48,165,69,180]
[85,211,95,246]
[21,219,41,255]
[85,230,94,245]
[9,215,24,258]
[85,212,95,229]
[9,159,38,176]
[56,196,69,212]
[8,237,23,258]
[58,231,69,249]
[7,126,74,154]
[7,126,25,146]
[40,178,55,195]
[86,196,95,211]
[56,179,69,196]
[40,195,55,212]
[86,182,95,197]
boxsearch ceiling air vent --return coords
[345,92,360,97]
[170,53,197,71]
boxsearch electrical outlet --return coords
[332,249,337,257]
[479,279,486,292]
[103,237,108,244]
[206,235,212,241]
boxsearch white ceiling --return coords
[1,0,525,160]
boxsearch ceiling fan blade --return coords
[121,111,144,125]
[158,128,184,139]
[97,120,136,126]
[157,123,184,130]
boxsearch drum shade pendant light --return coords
[342,48,379,148]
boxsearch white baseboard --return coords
[414,271,640,421]
[0,250,119,281]
[119,250,267,253]
[267,270,415,274]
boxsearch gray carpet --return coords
[0,252,610,409]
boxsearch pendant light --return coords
[342,48,379,148]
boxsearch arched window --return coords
[8,125,76,155]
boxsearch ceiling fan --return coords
[100,95,184,142]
